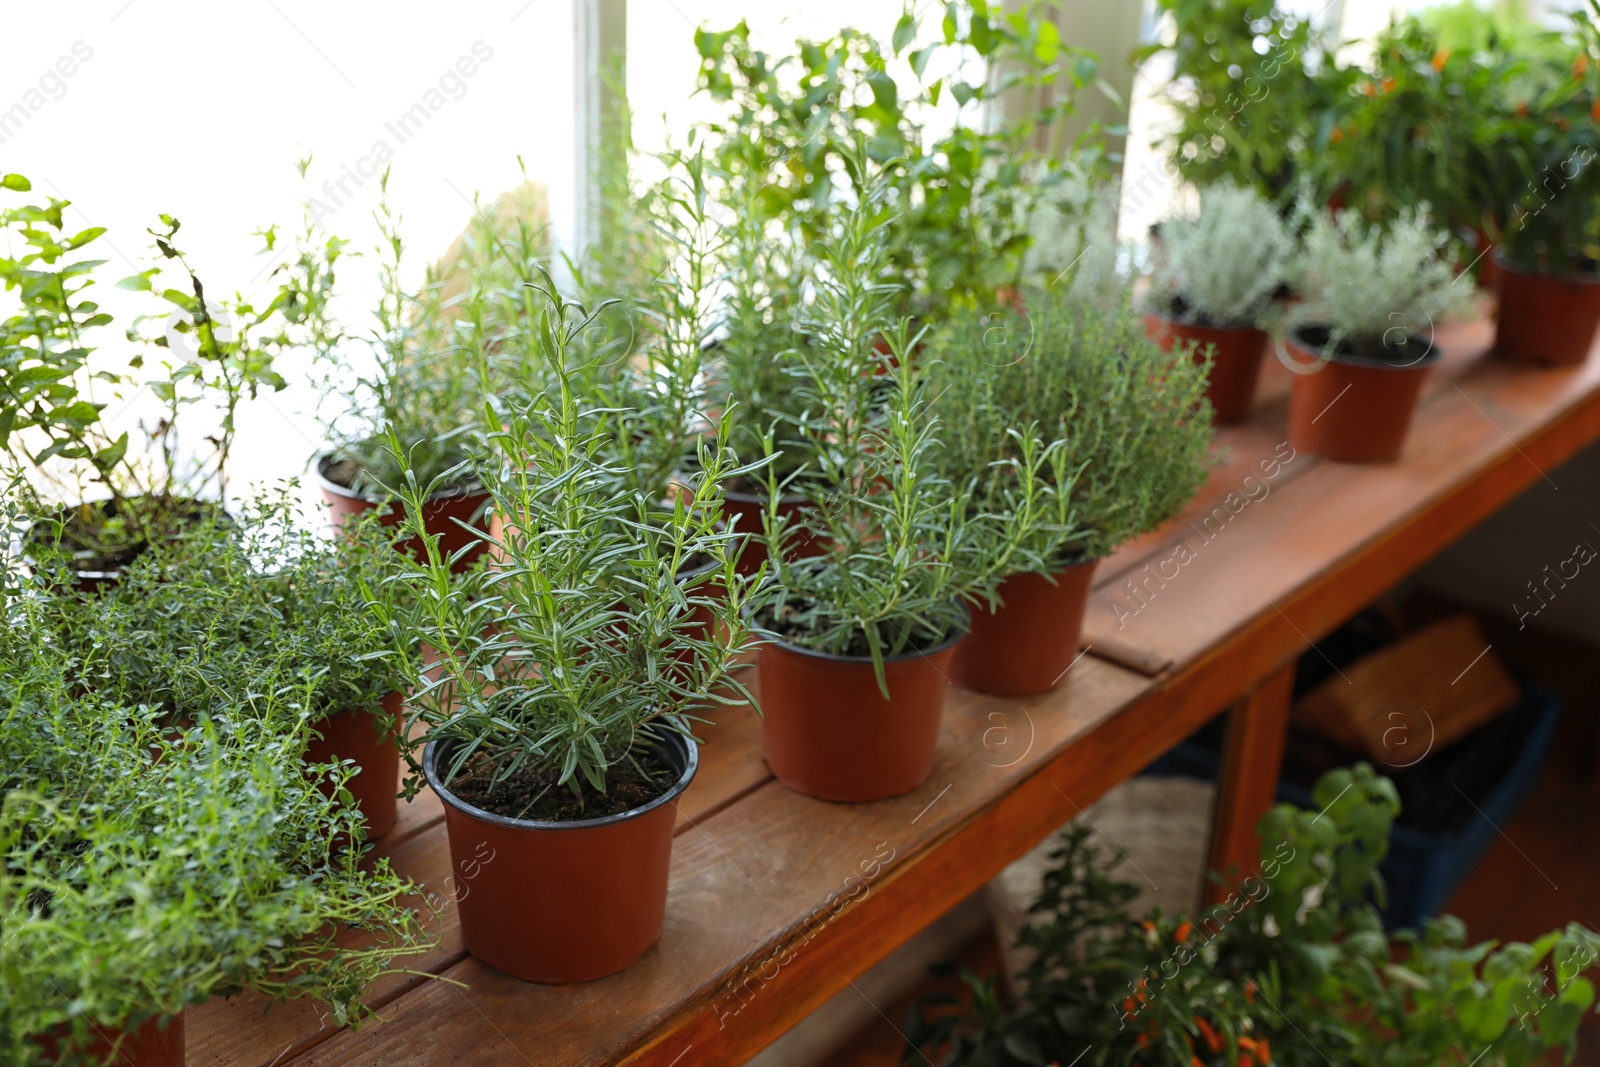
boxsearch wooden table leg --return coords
[1203,662,1295,907]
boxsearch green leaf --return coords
[1,173,30,192]
[892,14,916,55]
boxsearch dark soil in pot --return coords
[37,1012,185,1066]
[950,561,1098,697]
[754,606,966,803]
[1492,252,1600,365]
[1144,310,1266,424]
[423,728,696,983]
[1285,325,1437,464]
[315,452,489,573]
[23,496,228,592]
[304,691,405,839]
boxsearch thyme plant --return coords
[0,511,431,1063]
[380,279,759,810]
[1147,182,1300,328]
[40,490,410,732]
[923,288,1212,563]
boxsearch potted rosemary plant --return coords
[1281,207,1474,463]
[0,529,430,1065]
[267,181,491,570]
[0,174,286,587]
[1487,3,1600,364]
[754,197,1045,802]
[381,281,758,984]
[924,289,1212,697]
[1144,182,1300,423]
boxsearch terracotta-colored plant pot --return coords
[423,731,696,983]
[38,1012,185,1066]
[722,484,822,576]
[1285,326,1436,464]
[1144,313,1266,424]
[315,453,489,573]
[950,562,1097,697]
[1492,252,1600,365]
[756,619,964,803]
[305,691,404,839]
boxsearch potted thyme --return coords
[924,289,1212,697]
[0,530,430,1065]
[41,490,415,838]
[1281,207,1474,463]
[0,174,286,587]
[380,280,758,984]
[1144,182,1300,423]
[754,196,1045,803]
[1487,3,1600,364]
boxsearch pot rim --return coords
[423,728,698,832]
[753,599,971,665]
[313,451,486,506]
[722,481,811,508]
[1144,307,1263,335]
[1489,248,1600,284]
[1287,324,1440,371]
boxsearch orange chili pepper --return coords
[1517,101,1530,118]
[1575,53,1589,76]
[1176,921,1192,944]
[1257,1037,1271,1063]
[1195,1016,1224,1054]
[1381,76,1396,93]
[1591,99,1600,122]
[1191,1058,1205,1067]
[1431,48,1450,72]
[1330,127,1344,143]
[1244,980,1257,1004]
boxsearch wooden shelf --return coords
[198,315,1600,1066]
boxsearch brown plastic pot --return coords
[305,691,404,839]
[1285,326,1436,464]
[1143,313,1266,424]
[950,563,1097,697]
[423,730,696,983]
[315,453,489,573]
[38,1013,185,1066]
[756,616,965,803]
[1492,252,1600,365]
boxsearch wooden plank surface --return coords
[188,313,1600,1066]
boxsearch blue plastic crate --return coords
[1141,688,1561,930]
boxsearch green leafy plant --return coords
[1280,207,1476,359]
[0,499,431,1063]
[1483,3,1600,274]
[266,167,496,497]
[758,187,1048,684]
[693,0,1116,318]
[380,275,760,811]
[1148,181,1299,328]
[905,764,1600,1066]
[923,287,1212,565]
[40,488,411,730]
[1138,0,1339,203]
[0,174,287,568]
[1309,17,1520,246]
